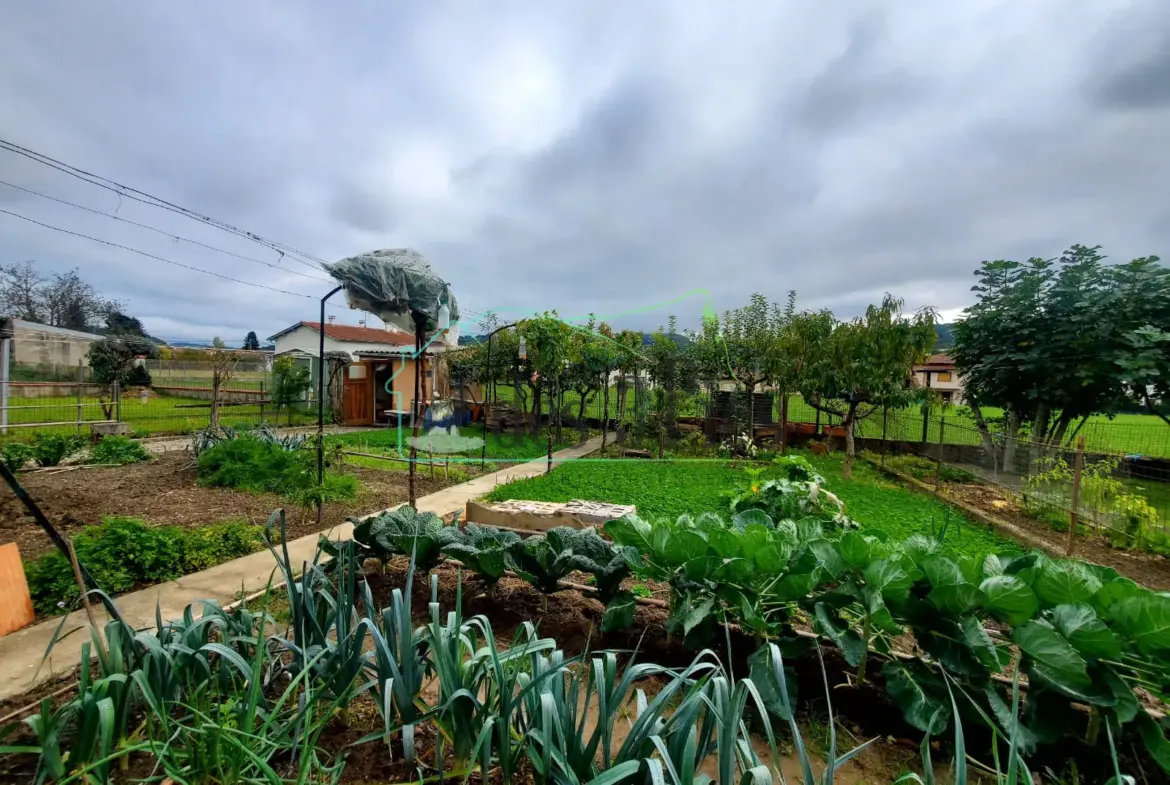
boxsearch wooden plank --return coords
[464,499,636,533]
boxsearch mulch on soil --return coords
[0,452,459,561]
[944,482,1170,590]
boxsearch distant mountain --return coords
[642,332,693,348]
[935,323,954,350]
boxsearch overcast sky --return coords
[1,1,1167,343]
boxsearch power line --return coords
[0,137,328,274]
[0,207,346,304]
[0,178,335,285]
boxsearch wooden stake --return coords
[1066,435,1085,557]
[67,540,106,662]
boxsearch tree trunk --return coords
[1049,414,1072,454]
[1144,393,1170,427]
[779,389,789,455]
[1029,402,1050,474]
[966,397,996,456]
[210,374,222,427]
[616,377,628,441]
[842,403,858,479]
[1002,408,1021,473]
[601,372,610,449]
[577,391,588,442]
[531,384,543,437]
[634,375,645,440]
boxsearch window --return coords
[937,371,952,382]
[347,364,367,380]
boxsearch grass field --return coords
[484,451,1017,562]
[328,424,587,465]
[0,392,314,440]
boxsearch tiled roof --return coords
[915,352,955,368]
[289,321,416,346]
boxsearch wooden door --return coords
[343,362,373,425]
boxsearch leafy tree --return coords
[796,295,936,477]
[613,329,645,438]
[243,331,261,350]
[692,293,785,393]
[271,356,312,425]
[208,348,241,426]
[519,314,572,437]
[211,336,227,349]
[953,246,1170,467]
[645,316,699,442]
[768,296,831,448]
[87,338,153,418]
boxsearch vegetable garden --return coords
[5,450,1170,783]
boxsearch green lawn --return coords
[483,452,1018,562]
[328,424,588,464]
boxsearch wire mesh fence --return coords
[0,360,315,440]
[865,410,1170,557]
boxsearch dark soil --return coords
[0,451,460,561]
[945,482,1170,590]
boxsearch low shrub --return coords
[30,433,84,467]
[24,517,264,615]
[89,435,151,465]
[0,441,34,471]
[197,434,358,506]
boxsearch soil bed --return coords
[0,451,460,561]
[943,482,1170,590]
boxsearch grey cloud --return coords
[0,0,1167,342]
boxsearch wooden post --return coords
[881,406,889,468]
[76,359,84,437]
[114,379,121,424]
[935,416,946,491]
[546,429,553,474]
[779,391,789,455]
[1066,435,1085,557]
[68,540,106,661]
[921,407,929,445]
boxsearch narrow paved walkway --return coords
[0,434,607,703]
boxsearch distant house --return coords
[267,321,450,426]
[10,319,104,368]
[913,352,964,405]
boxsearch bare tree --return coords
[209,348,241,426]
[0,261,45,321]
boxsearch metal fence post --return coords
[1065,435,1085,557]
[922,407,929,445]
[76,359,84,437]
[935,416,946,491]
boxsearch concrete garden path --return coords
[0,434,608,704]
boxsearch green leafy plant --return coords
[30,433,83,467]
[438,523,521,587]
[197,433,356,507]
[89,435,150,465]
[0,441,34,471]
[352,505,455,571]
[24,517,264,614]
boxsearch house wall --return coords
[913,369,965,403]
[272,327,373,359]
[11,321,102,368]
